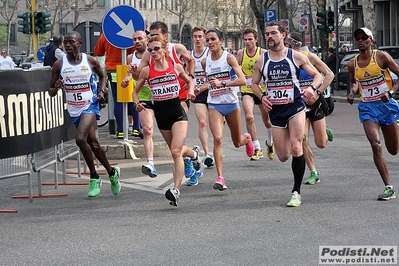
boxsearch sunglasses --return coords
[147,46,164,52]
[355,35,369,41]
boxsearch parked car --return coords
[338,46,399,91]
[21,55,35,69]
[11,54,28,67]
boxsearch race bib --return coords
[266,79,294,104]
[359,74,388,102]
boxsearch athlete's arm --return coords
[377,51,399,93]
[129,51,150,80]
[251,55,266,101]
[89,56,106,102]
[133,66,149,111]
[121,54,133,88]
[175,64,195,100]
[198,58,209,93]
[308,52,334,93]
[295,51,323,102]
[49,59,63,97]
[347,58,358,105]
[176,44,195,75]
[236,49,244,65]
[226,53,246,87]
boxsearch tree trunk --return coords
[361,0,376,45]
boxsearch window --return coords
[97,0,105,7]
[85,0,92,6]
[171,24,178,40]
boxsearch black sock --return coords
[292,154,305,194]
[108,167,115,176]
[90,172,100,179]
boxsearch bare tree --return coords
[0,0,22,52]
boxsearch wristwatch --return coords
[221,81,227,87]
[310,85,317,91]
[388,90,395,98]
[188,73,195,79]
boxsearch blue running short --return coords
[208,102,239,116]
[69,103,100,127]
[358,99,399,126]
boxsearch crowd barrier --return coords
[0,67,77,208]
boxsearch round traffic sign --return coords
[102,5,145,49]
[300,18,308,26]
[281,20,289,27]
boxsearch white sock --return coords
[266,128,273,145]
[148,158,154,165]
[253,140,260,149]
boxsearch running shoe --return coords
[287,191,301,207]
[142,163,157,178]
[128,125,133,135]
[187,170,203,186]
[88,178,102,197]
[243,133,255,157]
[203,155,214,167]
[250,148,264,160]
[165,187,180,206]
[109,166,121,195]
[132,129,144,139]
[326,125,334,141]
[378,186,396,200]
[265,140,275,160]
[305,171,320,185]
[191,145,201,171]
[184,157,195,178]
[117,131,124,139]
[213,176,227,191]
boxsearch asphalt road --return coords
[1,100,398,266]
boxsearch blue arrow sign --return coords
[37,46,46,62]
[102,5,145,49]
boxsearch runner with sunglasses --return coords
[347,27,399,200]
[132,35,201,207]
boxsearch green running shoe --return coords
[287,191,301,207]
[326,125,334,141]
[109,166,121,195]
[88,178,102,197]
[305,171,320,185]
[378,186,396,200]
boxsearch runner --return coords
[132,35,202,206]
[49,31,121,197]
[285,32,335,185]
[237,28,274,161]
[251,21,323,207]
[190,26,215,169]
[347,27,399,200]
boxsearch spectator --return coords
[44,34,65,67]
[326,47,338,91]
[0,49,15,69]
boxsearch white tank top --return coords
[60,53,96,117]
[190,48,208,90]
[205,50,239,104]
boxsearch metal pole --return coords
[289,0,293,31]
[335,0,340,94]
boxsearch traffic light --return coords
[327,11,334,32]
[17,12,31,35]
[34,12,52,34]
[316,11,327,32]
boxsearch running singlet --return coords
[261,48,302,105]
[167,43,187,101]
[147,61,181,112]
[60,53,98,117]
[190,47,208,90]
[131,51,152,102]
[240,47,265,93]
[354,50,393,102]
[205,50,240,104]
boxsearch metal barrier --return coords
[0,155,32,205]
[42,140,88,186]
[13,146,68,199]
